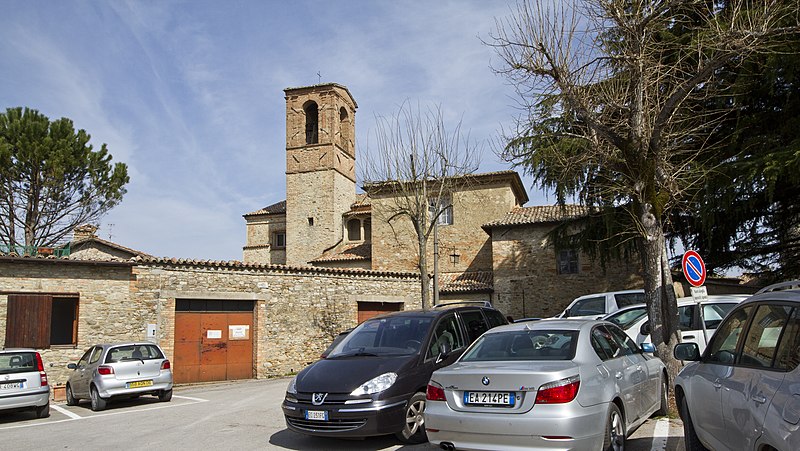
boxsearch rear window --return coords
[461,330,577,362]
[0,352,37,374]
[614,292,645,308]
[105,345,164,363]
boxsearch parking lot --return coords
[0,377,686,450]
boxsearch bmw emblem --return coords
[481,376,490,386]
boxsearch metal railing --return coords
[0,243,71,257]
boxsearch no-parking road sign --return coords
[682,250,706,287]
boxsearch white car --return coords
[604,294,749,354]
[558,289,645,319]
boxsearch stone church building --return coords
[242,82,642,319]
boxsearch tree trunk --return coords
[640,204,682,414]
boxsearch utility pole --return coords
[433,219,439,306]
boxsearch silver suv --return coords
[0,349,50,418]
[674,280,800,451]
[66,343,173,411]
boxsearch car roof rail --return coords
[756,280,800,294]
[432,300,493,309]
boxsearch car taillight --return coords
[426,382,446,401]
[35,352,48,386]
[161,360,171,370]
[97,365,114,375]
[535,376,580,404]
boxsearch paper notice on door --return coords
[229,325,250,340]
[206,329,222,339]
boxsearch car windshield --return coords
[460,330,578,362]
[326,316,433,358]
[105,345,164,363]
[606,307,648,329]
[0,352,36,374]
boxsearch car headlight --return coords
[286,376,297,395]
[350,372,397,396]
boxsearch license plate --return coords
[464,391,515,406]
[0,382,24,390]
[305,410,328,421]
[126,380,154,389]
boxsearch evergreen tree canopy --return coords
[0,107,129,250]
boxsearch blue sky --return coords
[1,0,553,261]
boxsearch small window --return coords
[591,327,622,360]
[272,231,286,249]
[429,197,453,225]
[347,219,361,241]
[89,347,103,364]
[303,101,319,144]
[557,249,579,274]
[774,307,800,370]
[308,217,314,226]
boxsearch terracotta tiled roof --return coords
[344,194,372,217]
[244,200,286,217]
[311,242,371,263]
[439,271,493,293]
[482,205,589,230]
[71,236,154,259]
[129,255,416,278]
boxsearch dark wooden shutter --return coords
[5,294,52,348]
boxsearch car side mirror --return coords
[67,363,77,370]
[640,321,651,336]
[674,343,700,361]
[641,343,655,353]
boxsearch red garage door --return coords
[357,301,402,323]
[173,300,254,384]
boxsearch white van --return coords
[558,289,645,319]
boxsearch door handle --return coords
[753,395,767,404]
[683,334,696,340]
[713,378,722,389]
[615,372,623,380]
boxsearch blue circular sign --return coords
[682,250,706,287]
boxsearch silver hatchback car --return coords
[66,343,173,411]
[0,349,50,418]
[425,319,667,450]
[674,280,800,451]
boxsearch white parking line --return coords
[650,418,670,451]
[0,395,208,430]
[51,404,83,419]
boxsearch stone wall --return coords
[491,225,643,319]
[243,213,286,264]
[0,257,421,388]
[0,258,138,387]
[370,181,520,274]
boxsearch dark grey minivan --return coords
[282,303,507,444]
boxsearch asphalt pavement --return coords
[0,378,685,450]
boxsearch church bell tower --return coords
[284,83,357,266]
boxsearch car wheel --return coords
[680,396,708,451]
[602,403,625,451]
[395,392,428,444]
[35,402,50,418]
[158,389,173,402]
[90,385,107,411]
[65,384,78,406]
[655,376,669,417]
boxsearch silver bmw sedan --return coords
[424,319,667,451]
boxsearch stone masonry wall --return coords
[0,257,421,388]
[491,225,643,319]
[243,213,286,264]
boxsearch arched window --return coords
[347,219,361,241]
[304,101,319,144]
[339,106,350,151]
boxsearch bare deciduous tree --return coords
[362,102,480,309]
[489,0,797,396]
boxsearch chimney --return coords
[73,224,99,241]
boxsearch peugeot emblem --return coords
[481,377,490,386]
[312,392,328,406]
